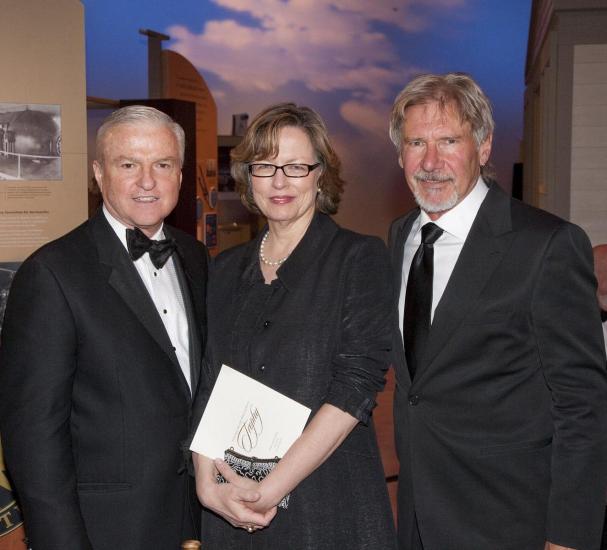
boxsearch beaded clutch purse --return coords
[216,447,290,509]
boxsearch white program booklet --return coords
[190,365,312,459]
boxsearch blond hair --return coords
[231,102,345,215]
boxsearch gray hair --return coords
[96,105,185,165]
[389,72,494,151]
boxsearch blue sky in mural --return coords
[82,0,531,236]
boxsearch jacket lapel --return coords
[390,210,419,305]
[415,184,515,381]
[90,212,183,375]
[169,226,207,397]
[389,210,419,385]
[275,212,339,291]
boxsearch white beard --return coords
[411,173,459,213]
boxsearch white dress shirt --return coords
[398,177,489,340]
[103,206,191,392]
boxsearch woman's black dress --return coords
[198,213,397,549]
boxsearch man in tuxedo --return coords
[388,73,607,550]
[0,106,208,549]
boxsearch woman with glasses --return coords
[192,103,396,549]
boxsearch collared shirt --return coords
[399,177,489,339]
[103,206,191,391]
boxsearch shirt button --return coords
[263,320,271,328]
[259,364,266,372]
[408,394,420,406]
[163,309,167,314]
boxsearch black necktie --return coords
[403,222,444,380]
[126,227,177,269]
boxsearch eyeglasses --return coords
[249,163,321,178]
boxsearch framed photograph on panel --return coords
[0,103,61,181]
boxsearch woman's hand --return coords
[193,453,277,531]
[214,459,281,515]
[213,458,260,492]
[235,404,359,515]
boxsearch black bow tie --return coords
[126,227,177,269]
[602,309,607,323]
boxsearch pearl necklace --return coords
[259,231,290,267]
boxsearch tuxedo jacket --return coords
[389,184,607,550]
[0,210,208,550]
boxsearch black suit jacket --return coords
[389,184,607,550]
[0,210,208,550]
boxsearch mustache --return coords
[414,171,453,183]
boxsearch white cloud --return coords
[168,0,463,134]
[340,99,391,138]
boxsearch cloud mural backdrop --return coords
[83,0,531,237]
